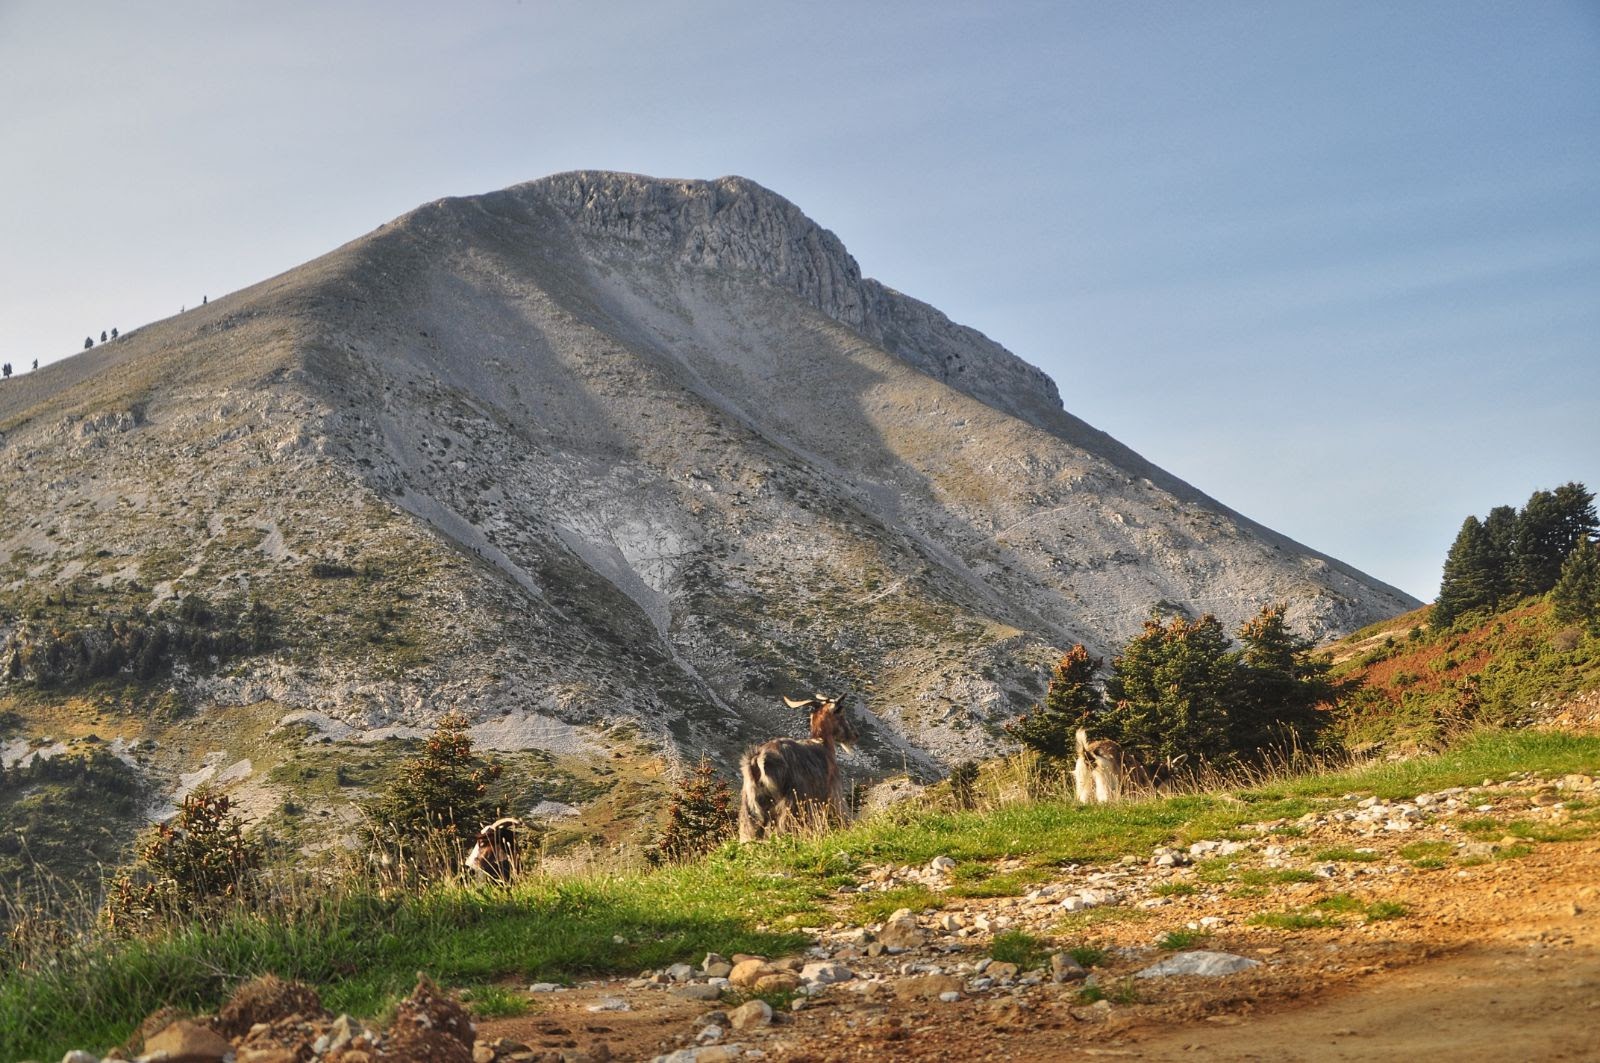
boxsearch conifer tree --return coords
[362,711,502,877]
[1552,537,1600,633]
[1517,483,1597,595]
[1231,604,1335,756]
[646,758,735,865]
[1481,504,1519,604]
[1005,644,1105,761]
[1434,516,1498,626]
[1102,613,1235,764]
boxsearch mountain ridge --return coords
[0,172,1416,818]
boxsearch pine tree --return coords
[1005,644,1105,761]
[1552,537,1600,633]
[1481,505,1519,605]
[1231,604,1336,756]
[1516,484,1597,595]
[1434,516,1498,627]
[100,330,107,343]
[362,710,502,878]
[1102,613,1236,764]
[646,758,735,865]
[84,336,94,349]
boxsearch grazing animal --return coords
[1073,728,1150,804]
[464,817,524,882]
[738,694,860,842]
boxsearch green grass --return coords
[848,884,939,923]
[3,728,1597,1060]
[1364,900,1409,922]
[1157,929,1209,950]
[1068,945,1108,968]
[990,930,1050,969]
[1310,893,1365,914]
[1150,882,1198,897]
[1397,839,1454,870]
[1314,847,1382,863]
[460,983,531,1018]
[1248,910,1337,930]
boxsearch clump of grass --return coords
[1076,977,1138,1005]
[1068,945,1108,968]
[1055,907,1151,932]
[1157,928,1209,950]
[1234,868,1318,886]
[1310,893,1364,914]
[1315,847,1381,863]
[849,884,939,923]
[990,930,1050,969]
[1398,841,1452,869]
[1364,900,1408,922]
[1492,842,1536,861]
[1248,910,1336,930]
[461,984,530,1018]
[1150,882,1198,898]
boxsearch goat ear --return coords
[783,696,815,710]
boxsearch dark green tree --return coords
[1005,644,1105,761]
[100,330,107,343]
[1517,483,1598,595]
[1102,613,1236,764]
[646,758,736,865]
[84,336,93,349]
[1552,536,1600,633]
[1434,516,1499,627]
[1481,505,1519,604]
[362,710,502,879]
[1230,604,1337,756]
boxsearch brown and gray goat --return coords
[738,694,859,842]
[464,816,524,882]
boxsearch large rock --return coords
[878,908,926,949]
[1135,951,1262,979]
[138,1020,233,1063]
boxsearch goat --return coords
[738,694,859,842]
[1074,728,1150,804]
[464,816,523,882]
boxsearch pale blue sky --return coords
[1,1,1595,602]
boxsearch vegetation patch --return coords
[989,929,1050,969]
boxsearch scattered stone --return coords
[529,982,560,993]
[587,998,632,1012]
[930,856,957,873]
[938,991,962,1003]
[698,1024,725,1044]
[895,974,963,1000]
[667,963,696,982]
[728,959,771,987]
[878,909,926,949]
[1135,951,1262,979]
[675,984,725,1002]
[1050,953,1087,983]
[936,913,963,932]
[986,961,1020,982]
[387,975,476,1063]
[799,961,854,986]
[728,999,773,1031]
[139,1020,233,1062]
[62,1052,100,1063]
[752,973,800,994]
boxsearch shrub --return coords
[647,758,735,865]
[104,789,263,930]
[360,711,502,882]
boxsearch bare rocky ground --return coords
[57,768,1598,1063]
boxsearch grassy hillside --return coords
[3,728,1598,1060]
[1324,599,1600,747]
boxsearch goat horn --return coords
[783,696,814,709]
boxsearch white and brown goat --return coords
[1073,728,1151,804]
[738,694,859,842]
[464,816,524,882]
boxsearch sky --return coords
[1,1,1596,602]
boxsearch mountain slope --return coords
[0,172,1416,809]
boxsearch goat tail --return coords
[738,750,775,843]
[1075,727,1090,756]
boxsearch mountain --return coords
[0,172,1416,842]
